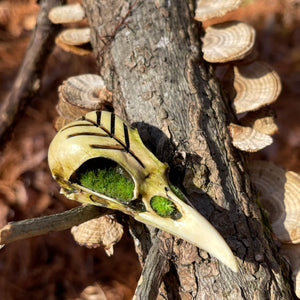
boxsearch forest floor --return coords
[0,0,299,299]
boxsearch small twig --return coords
[0,0,65,145]
[0,204,114,246]
[92,0,139,63]
[133,230,171,300]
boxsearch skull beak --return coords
[135,199,239,272]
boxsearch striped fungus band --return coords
[48,110,238,272]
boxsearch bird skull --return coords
[48,110,238,272]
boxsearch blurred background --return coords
[0,0,299,299]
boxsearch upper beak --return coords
[135,199,239,272]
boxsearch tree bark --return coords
[82,0,293,299]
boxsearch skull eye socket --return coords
[150,196,182,220]
[70,157,135,202]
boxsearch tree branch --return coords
[134,231,171,300]
[0,0,65,144]
[83,0,293,298]
[0,205,113,246]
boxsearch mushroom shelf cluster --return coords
[197,2,282,152]
[49,1,282,153]
[48,3,92,55]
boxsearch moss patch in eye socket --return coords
[150,196,181,219]
[73,158,134,202]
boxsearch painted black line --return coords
[123,123,130,150]
[110,113,115,136]
[91,143,145,168]
[90,144,125,150]
[67,132,109,138]
[61,123,94,132]
[96,110,102,126]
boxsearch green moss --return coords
[169,184,186,202]
[78,166,134,202]
[150,196,181,219]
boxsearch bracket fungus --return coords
[248,160,300,244]
[195,0,243,21]
[58,74,112,111]
[49,5,91,55]
[230,61,282,114]
[71,215,124,256]
[48,3,85,24]
[55,35,92,56]
[58,27,91,46]
[239,109,278,136]
[202,21,256,63]
[55,74,113,130]
[48,110,239,272]
[228,123,273,152]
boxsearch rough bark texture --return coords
[82,0,293,299]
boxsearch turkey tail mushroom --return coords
[48,4,91,55]
[195,0,243,21]
[48,3,85,24]
[195,3,281,153]
[202,21,256,63]
[71,215,124,256]
[228,109,278,152]
[228,123,273,152]
[229,61,282,114]
[55,27,92,56]
[248,160,300,244]
[54,74,113,130]
[239,108,278,136]
[55,36,92,56]
[58,27,91,46]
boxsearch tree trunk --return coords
[82,0,293,299]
